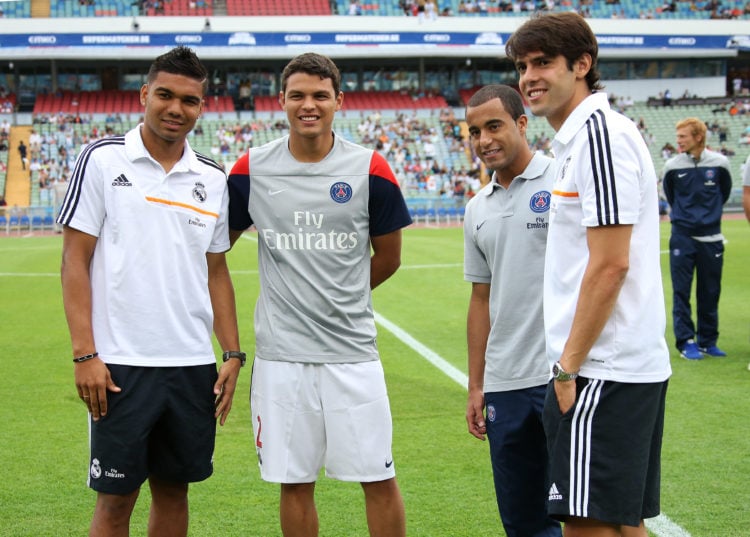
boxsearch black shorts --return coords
[543,378,668,527]
[87,364,218,494]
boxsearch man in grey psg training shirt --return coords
[227,52,410,537]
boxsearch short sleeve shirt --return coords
[57,126,229,366]
[545,93,671,383]
[463,152,554,392]
[227,134,412,364]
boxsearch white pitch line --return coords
[374,310,691,537]
[646,514,693,537]
[374,311,467,389]
[0,272,59,277]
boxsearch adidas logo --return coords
[548,483,563,501]
[112,174,132,187]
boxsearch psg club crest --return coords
[330,182,353,204]
[487,404,496,423]
[529,191,551,213]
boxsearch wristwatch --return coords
[222,351,246,367]
[552,361,578,382]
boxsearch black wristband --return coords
[73,352,98,363]
[222,351,246,367]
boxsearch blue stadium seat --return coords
[425,207,437,224]
[437,206,448,224]
[445,206,459,223]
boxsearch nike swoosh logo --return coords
[678,173,688,178]
[476,221,486,231]
[385,460,394,468]
[268,188,288,196]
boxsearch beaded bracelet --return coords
[73,352,99,363]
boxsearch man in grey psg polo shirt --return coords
[227,53,410,536]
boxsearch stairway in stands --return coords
[212,0,227,15]
[30,0,50,17]
[5,126,32,208]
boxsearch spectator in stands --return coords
[348,0,362,15]
[29,129,42,156]
[662,117,732,360]
[661,141,676,159]
[718,122,729,143]
[17,139,27,170]
[663,88,673,106]
[226,52,408,537]
[463,84,561,537]
[719,142,735,156]
[57,45,243,537]
[399,0,414,15]
[425,0,438,20]
[505,12,671,537]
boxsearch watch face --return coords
[552,363,561,375]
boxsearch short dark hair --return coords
[147,46,208,94]
[466,85,525,121]
[505,12,603,92]
[281,52,341,96]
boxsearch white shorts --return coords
[250,358,396,484]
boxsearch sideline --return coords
[374,311,692,537]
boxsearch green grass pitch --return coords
[0,219,748,536]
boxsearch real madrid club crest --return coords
[330,182,353,204]
[192,181,207,203]
[90,458,102,479]
[559,156,572,182]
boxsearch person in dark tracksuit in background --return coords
[662,117,732,361]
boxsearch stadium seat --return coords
[437,206,448,224]
[446,206,459,223]
[425,207,437,224]
[413,207,428,224]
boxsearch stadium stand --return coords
[144,0,214,17]
[0,8,748,228]
[331,0,750,20]
[1,0,741,18]
[226,0,332,16]
[0,0,31,17]
[31,90,235,115]
[254,91,448,112]
[49,0,138,18]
